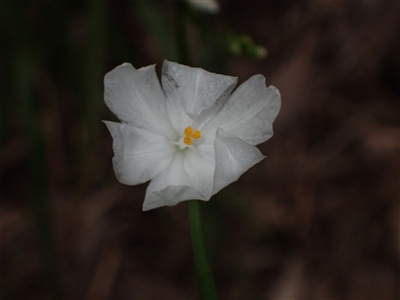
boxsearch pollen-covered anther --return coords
[183,126,201,145]
[184,126,193,136]
[183,136,192,145]
[192,130,201,139]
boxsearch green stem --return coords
[187,200,218,300]
[13,49,62,300]
[175,2,217,298]
[175,0,190,65]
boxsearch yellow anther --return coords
[192,130,201,139]
[184,126,193,136]
[182,126,201,146]
[183,136,192,145]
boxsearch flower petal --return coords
[143,145,216,211]
[184,143,215,198]
[104,63,177,140]
[213,128,265,195]
[164,85,193,135]
[162,60,237,119]
[144,185,203,211]
[201,75,281,145]
[143,152,201,211]
[103,121,175,185]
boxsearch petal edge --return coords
[213,128,265,195]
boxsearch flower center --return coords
[183,126,201,146]
[168,126,202,150]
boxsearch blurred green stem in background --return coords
[134,0,178,61]
[13,49,62,299]
[187,201,218,300]
[78,0,106,190]
[175,0,190,65]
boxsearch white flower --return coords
[104,60,281,211]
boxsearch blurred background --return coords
[1,0,399,299]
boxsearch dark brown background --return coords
[1,0,399,299]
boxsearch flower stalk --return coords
[187,200,218,300]
[175,0,190,65]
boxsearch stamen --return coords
[184,126,193,136]
[183,136,192,145]
[183,126,201,146]
[192,130,201,139]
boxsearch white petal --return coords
[104,63,177,140]
[162,60,237,119]
[184,144,215,198]
[165,85,193,135]
[103,121,175,185]
[143,145,216,211]
[201,75,281,145]
[213,128,265,195]
[143,185,203,211]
